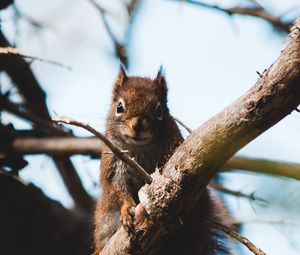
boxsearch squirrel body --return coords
[93,68,231,255]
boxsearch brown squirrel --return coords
[93,67,231,255]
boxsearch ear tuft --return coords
[113,65,128,97]
[155,65,166,85]
[154,66,168,101]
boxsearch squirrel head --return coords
[108,66,170,146]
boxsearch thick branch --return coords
[0,31,93,213]
[11,135,300,181]
[101,18,300,254]
[12,137,101,156]
[225,156,300,180]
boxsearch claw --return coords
[134,204,150,232]
[121,204,135,234]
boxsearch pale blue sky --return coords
[2,0,300,254]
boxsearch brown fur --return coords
[93,68,231,255]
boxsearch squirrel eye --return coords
[116,98,125,116]
[155,103,163,120]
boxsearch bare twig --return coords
[209,181,268,204]
[0,96,68,135]
[87,0,128,66]
[172,116,193,134]
[171,0,291,33]
[13,4,47,30]
[52,116,153,184]
[125,0,138,18]
[0,47,72,70]
[210,219,266,255]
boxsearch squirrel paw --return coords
[134,204,150,232]
[121,204,135,234]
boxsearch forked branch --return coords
[99,18,300,255]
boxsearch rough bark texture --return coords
[100,18,300,255]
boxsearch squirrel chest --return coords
[93,67,231,255]
[93,67,183,254]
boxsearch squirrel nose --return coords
[132,122,144,133]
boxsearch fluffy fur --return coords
[93,68,232,255]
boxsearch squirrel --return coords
[93,67,232,255]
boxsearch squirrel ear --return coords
[154,66,168,101]
[154,65,166,85]
[113,65,128,96]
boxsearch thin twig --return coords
[171,0,291,33]
[0,96,68,135]
[52,116,153,184]
[87,0,128,66]
[0,47,72,71]
[13,4,47,31]
[210,181,268,204]
[172,116,193,134]
[209,219,267,255]
[125,0,138,18]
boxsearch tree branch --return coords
[225,156,300,180]
[210,219,266,255]
[99,18,300,254]
[87,0,140,67]
[171,0,292,33]
[172,115,193,134]
[0,95,67,135]
[0,30,94,213]
[52,116,152,184]
[10,135,300,181]
[12,137,101,156]
[0,47,72,70]
[209,181,268,204]
[87,0,128,66]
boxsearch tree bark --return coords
[100,18,300,255]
